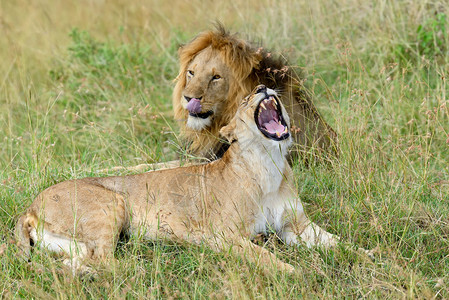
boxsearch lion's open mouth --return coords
[185,97,214,119]
[255,94,289,141]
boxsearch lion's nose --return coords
[184,96,202,102]
[255,85,267,94]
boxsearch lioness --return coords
[16,86,338,273]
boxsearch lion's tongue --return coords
[186,98,202,113]
[264,120,285,135]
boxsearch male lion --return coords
[173,25,337,160]
[16,86,339,274]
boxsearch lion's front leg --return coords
[97,158,211,173]
[277,166,340,248]
[97,160,183,173]
[279,200,377,260]
[279,202,340,248]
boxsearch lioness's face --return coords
[245,85,290,141]
[182,47,232,131]
[224,85,291,146]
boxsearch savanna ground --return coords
[0,0,448,298]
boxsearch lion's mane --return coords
[173,25,337,160]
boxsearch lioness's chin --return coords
[186,116,212,131]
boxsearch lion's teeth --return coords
[260,102,266,110]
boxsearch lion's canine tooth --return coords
[260,102,267,110]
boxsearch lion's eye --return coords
[187,70,194,77]
[212,74,221,80]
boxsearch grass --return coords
[1,0,448,298]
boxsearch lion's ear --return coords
[220,120,237,143]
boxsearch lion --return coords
[16,86,339,274]
[100,26,337,173]
[173,25,337,161]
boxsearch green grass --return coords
[1,0,448,298]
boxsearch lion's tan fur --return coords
[173,25,337,160]
[17,87,339,274]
